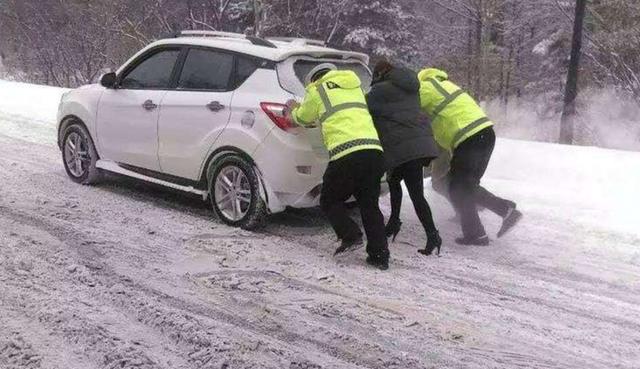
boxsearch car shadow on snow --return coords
[269,207,327,228]
[96,173,212,220]
[95,172,338,233]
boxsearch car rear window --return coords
[293,60,372,88]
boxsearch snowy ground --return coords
[1,80,639,369]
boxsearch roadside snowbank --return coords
[0,80,68,145]
[489,138,640,236]
[0,79,68,124]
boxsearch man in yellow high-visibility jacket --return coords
[418,68,522,245]
[286,63,390,270]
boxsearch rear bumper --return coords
[262,181,388,213]
[253,130,391,214]
[253,130,327,213]
[274,184,323,209]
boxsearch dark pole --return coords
[560,0,587,144]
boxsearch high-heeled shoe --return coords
[385,219,402,242]
[418,231,442,256]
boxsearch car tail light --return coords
[260,102,297,133]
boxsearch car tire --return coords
[61,122,101,185]
[208,155,267,230]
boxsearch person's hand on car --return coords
[284,99,299,121]
[285,99,299,111]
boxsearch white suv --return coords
[57,31,372,229]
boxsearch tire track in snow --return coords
[0,206,432,369]
[0,219,169,369]
[2,111,639,368]
[264,213,637,368]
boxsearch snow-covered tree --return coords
[0,0,638,101]
[587,0,640,98]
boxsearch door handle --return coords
[206,101,225,112]
[142,99,158,111]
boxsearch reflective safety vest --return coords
[291,70,383,161]
[418,68,493,151]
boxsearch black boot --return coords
[497,205,523,238]
[366,255,389,270]
[334,235,364,256]
[385,218,402,242]
[418,231,442,256]
[455,234,490,246]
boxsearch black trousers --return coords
[388,158,438,235]
[320,149,389,260]
[449,127,514,238]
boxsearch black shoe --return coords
[419,231,442,256]
[334,235,364,256]
[455,234,490,246]
[385,218,402,242]
[366,256,389,270]
[497,206,523,238]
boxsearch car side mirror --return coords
[100,72,117,89]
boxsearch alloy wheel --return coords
[64,132,89,178]
[214,166,252,221]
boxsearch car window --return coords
[178,49,234,91]
[235,56,260,88]
[120,49,180,89]
[234,56,273,88]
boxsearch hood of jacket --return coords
[418,68,448,82]
[314,70,361,89]
[385,67,420,93]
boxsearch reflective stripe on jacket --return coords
[291,70,383,161]
[418,68,493,151]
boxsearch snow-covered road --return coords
[1,80,639,369]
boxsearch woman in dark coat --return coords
[366,60,442,255]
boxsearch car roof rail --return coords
[176,30,277,48]
[268,37,326,47]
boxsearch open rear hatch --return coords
[277,56,372,158]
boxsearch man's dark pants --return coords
[320,149,389,261]
[449,127,515,238]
